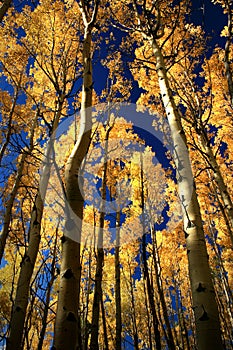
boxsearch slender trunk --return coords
[100,288,109,350]
[90,244,104,349]
[208,175,233,240]
[37,223,59,350]
[142,277,153,349]
[140,152,161,350]
[151,227,176,350]
[141,238,161,349]
[128,269,139,350]
[180,306,192,350]
[151,40,223,350]
[6,102,63,350]
[24,290,36,350]
[83,246,94,350]
[115,210,122,350]
[0,0,12,22]
[208,220,233,330]
[90,122,113,349]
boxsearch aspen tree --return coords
[117,1,224,348]
[150,38,223,350]
[53,1,100,349]
[5,1,82,348]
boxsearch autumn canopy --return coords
[0,1,232,349]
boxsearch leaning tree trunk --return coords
[53,25,94,350]
[197,128,233,243]
[223,0,233,106]
[151,39,223,350]
[6,102,63,350]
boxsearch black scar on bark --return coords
[196,283,206,292]
[67,312,77,322]
[63,268,74,279]
[199,308,209,321]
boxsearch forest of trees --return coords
[0,0,232,349]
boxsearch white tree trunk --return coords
[53,27,93,350]
[151,39,223,350]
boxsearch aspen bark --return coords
[90,243,104,350]
[53,13,96,347]
[151,227,176,350]
[151,40,223,350]
[6,194,43,350]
